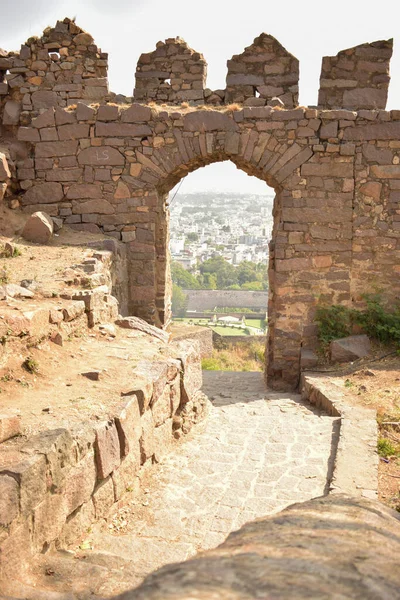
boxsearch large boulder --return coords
[117,494,400,600]
[330,334,371,363]
[21,211,54,244]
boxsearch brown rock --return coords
[343,122,400,141]
[35,140,78,157]
[115,316,169,343]
[95,122,152,137]
[183,110,238,132]
[0,413,21,443]
[123,494,400,600]
[2,100,21,125]
[21,182,64,205]
[76,102,96,121]
[17,127,40,142]
[97,105,120,121]
[73,32,94,46]
[330,335,371,363]
[72,199,115,214]
[64,452,97,515]
[95,421,121,479]
[115,397,142,457]
[121,104,152,122]
[63,301,85,322]
[58,123,90,140]
[300,349,318,369]
[370,164,400,179]
[31,108,55,129]
[175,340,202,403]
[66,183,102,199]
[31,90,58,110]
[22,211,54,244]
[78,146,125,166]
[0,474,19,527]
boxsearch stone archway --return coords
[156,154,282,392]
[122,107,324,391]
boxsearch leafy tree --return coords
[171,284,188,317]
[171,261,201,289]
[200,256,237,289]
[186,232,199,242]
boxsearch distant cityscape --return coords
[169,192,274,270]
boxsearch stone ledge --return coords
[300,373,378,499]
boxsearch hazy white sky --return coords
[2,0,400,193]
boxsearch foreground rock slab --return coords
[121,494,400,600]
[330,334,371,363]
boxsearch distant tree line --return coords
[171,257,268,292]
[171,257,269,316]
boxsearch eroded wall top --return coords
[134,38,207,104]
[225,34,299,107]
[0,17,109,127]
[318,39,393,110]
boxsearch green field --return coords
[173,317,266,337]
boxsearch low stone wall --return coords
[120,493,400,600]
[212,331,266,347]
[170,325,213,358]
[301,373,378,499]
[0,338,208,579]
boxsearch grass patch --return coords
[378,437,400,458]
[23,357,39,374]
[202,340,265,372]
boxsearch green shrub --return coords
[356,294,400,347]
[315,304,354,346]
[378,437,400,458]
[315,295,400,351]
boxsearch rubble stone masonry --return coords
[1,19,399,390]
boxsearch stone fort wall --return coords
[0,18,399,390]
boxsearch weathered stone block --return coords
[96,122,152,137]
[95,421,121,479]
[59,500,95,548]
[115,396,142,457]
[330,335,371,363]
[92,476,115,518]
[140,410,155,463]
[72,199,115,214]
[32,492,67,551]
[152,385,172,427]
[0,413,21,443]
[21,182,64,205]
[0,474,19,527]
[2,100,21,125]
[32,90,58,109]
[77,146,125,166]
[35,140,78,157]
[153,418,173,463]
[121,104,152,123]
[22,211,54,244]
[175,340,202,403]
[64,452,97,515]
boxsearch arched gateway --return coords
[1,19,398,390]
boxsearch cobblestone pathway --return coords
[27,372,339,598]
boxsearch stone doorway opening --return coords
[153,155,284,388]
[166,160,274,372]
